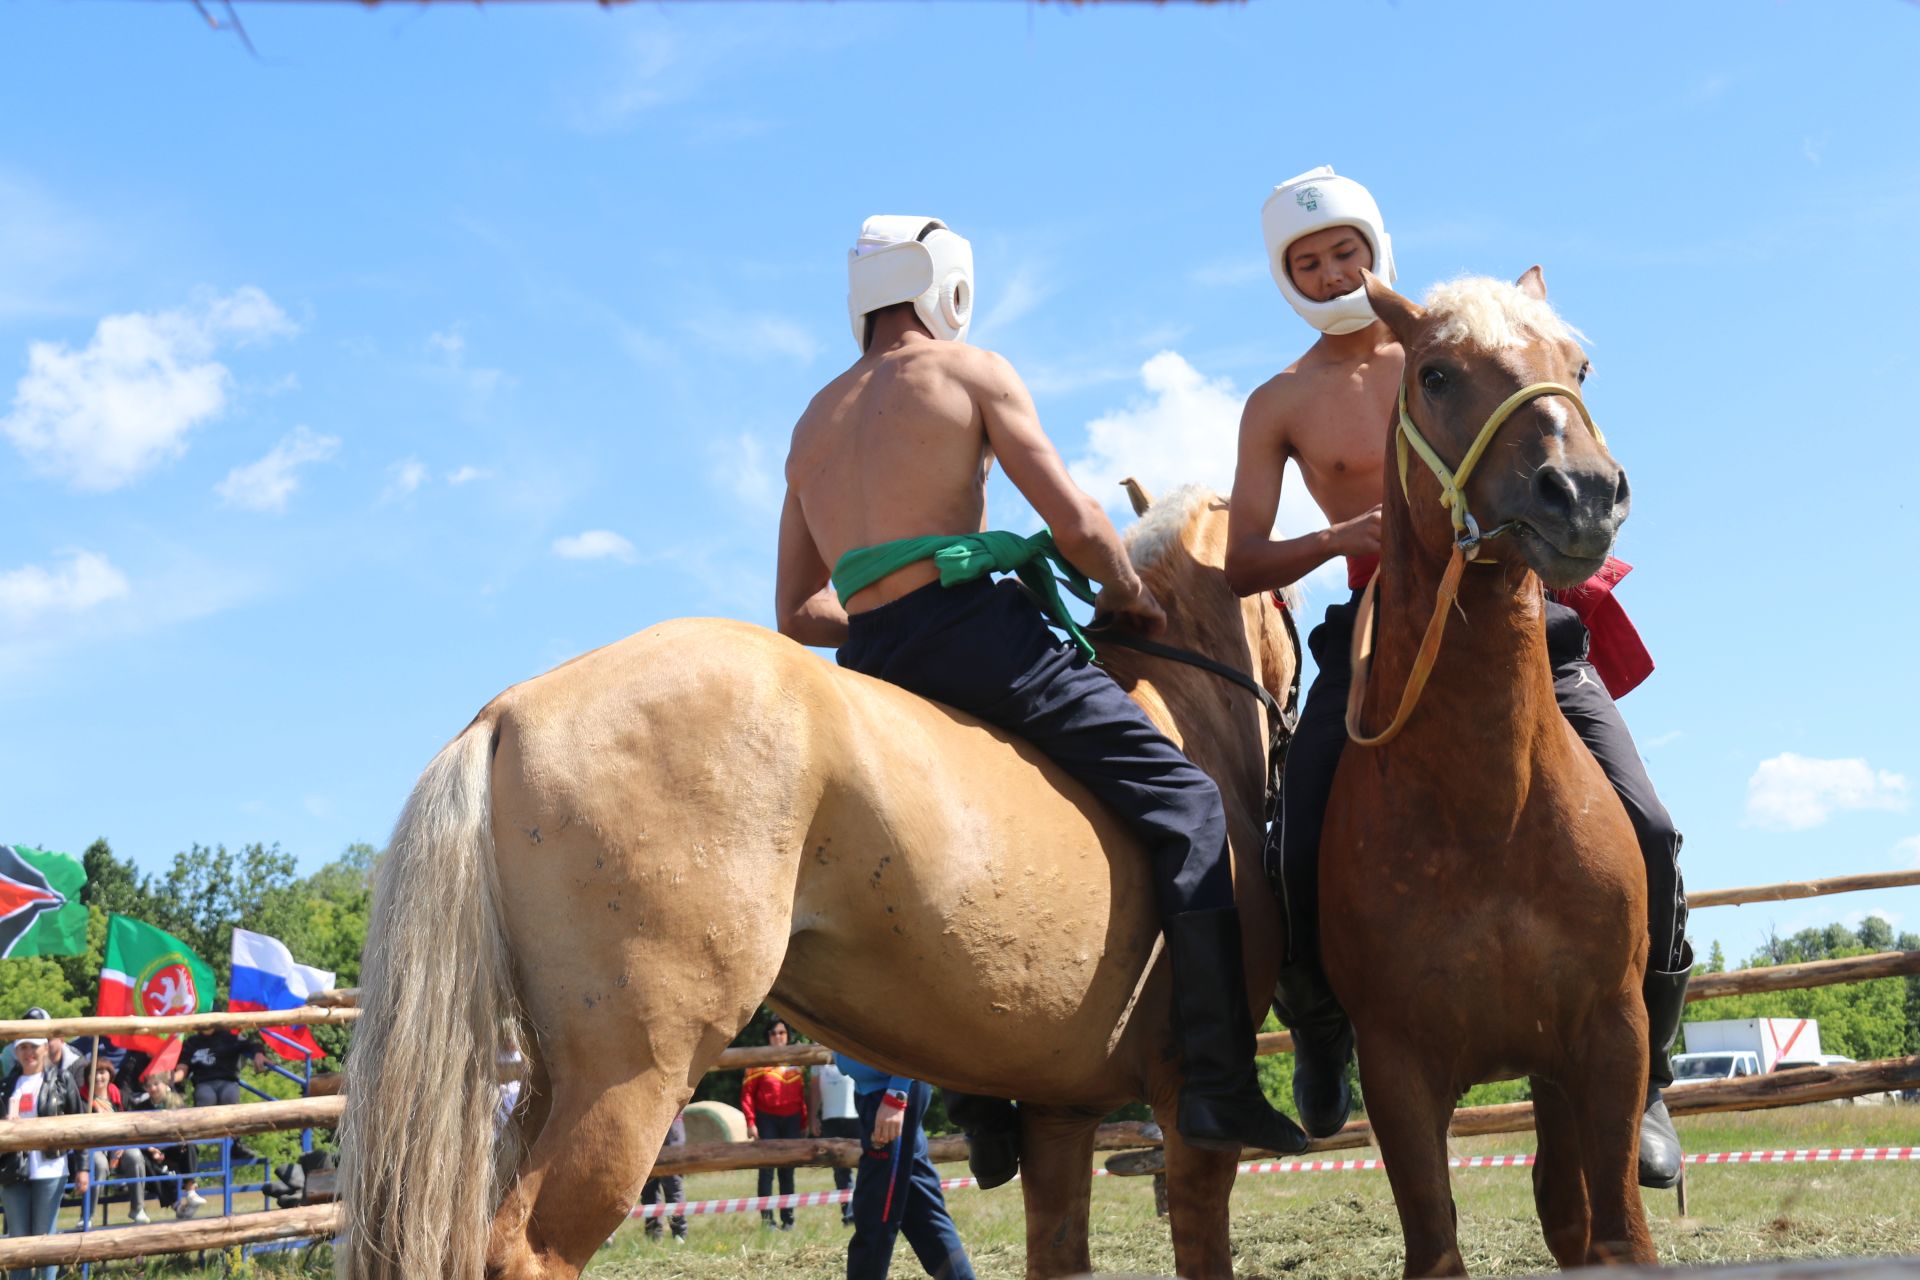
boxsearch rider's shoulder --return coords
[1243,365,1312,433]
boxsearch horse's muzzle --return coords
[1516,462,1630,587]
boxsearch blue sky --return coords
[2,1,1916,967]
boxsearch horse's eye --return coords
[1419,366,1449,394]
[1576,361,1591,385]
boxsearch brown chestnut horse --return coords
[337,486,1299,1280]
[1321,270,1652,1275]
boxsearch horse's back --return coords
[480,616,1165,1103]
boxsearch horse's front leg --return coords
[1017,1104,1104,1278]
[1153,1099,1241,1280]
[1530,1076,1592,1269]
[1356,1034,1466,1278]
[1570,995,1657,1266]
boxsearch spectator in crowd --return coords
[810,1055,860,1227]
[1,1036,90,1280]
[836,1053,975,1280]
[740,1018,808,1230]
[140,1076,205,1219]
[0,1011,82,1079]
[175,1028,269,1107]
[174,1027,269,1171]
[638,1110,688,1244]
[80,1060,151,1225]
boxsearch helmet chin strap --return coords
[1347,378,1606,747]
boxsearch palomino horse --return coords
[339,486,1299,1280]
[1321,270,1650,1275]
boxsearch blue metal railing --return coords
[52,1039,329,1278]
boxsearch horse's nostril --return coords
[1533,465,1579,518]
[1612,467,1632,514]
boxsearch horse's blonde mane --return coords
[1123,482,1302,611]
[1425,276,1587,352]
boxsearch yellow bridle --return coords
[1347,378,1606,747]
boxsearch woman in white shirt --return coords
[0,1037,88,1280]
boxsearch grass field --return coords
[70,1105,1920,1278]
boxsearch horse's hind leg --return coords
[1018,1104,1104,1279]
[1356,1038,1465,1277]
[484,820,795,1278]
[1155,1101,1241,1280]
[1570,1003,1657,1266]
[1530,1076,1591,1269]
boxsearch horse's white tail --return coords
[339,720,516,1280]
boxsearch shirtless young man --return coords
[1224,168,1692,1189]
[775,215,1308,1164]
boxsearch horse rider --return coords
[1223,167,1693,1189]
[774,215,1311,1172]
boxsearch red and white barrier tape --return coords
[631,1148,1917,1220]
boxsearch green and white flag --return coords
[0,845,88,958]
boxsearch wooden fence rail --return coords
[0,1096,342,1154]
[0,1007,358,1041]
[1688,869,1920,910]
[0,1204,340,1270]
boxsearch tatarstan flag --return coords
[0,845,88,958]
[98,914,216,1055]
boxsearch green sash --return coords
[831,530,1098,659]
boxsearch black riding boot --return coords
[1272,957,1355,1139]
[1639,941,1694,1190]
[944,1092,1020,1190]
[1165,909,1311,1155]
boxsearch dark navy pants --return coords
[848,1082,976,1280]
[838,578,1233,916]
[1274,592,1686,972]
[754,1111,803,1224]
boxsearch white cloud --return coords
[1744,753,1910,831]
[2,286,295,491]
[1643,729,1685,750]
[711,433,781,513]
[1895,835,1920,869]
[384,458,428,501]
[446,465,489,486]
[552,530,637,563]
[1067,350,1341,593]
[216,426,339,513]
[0,550,130,630]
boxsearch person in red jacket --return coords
[741,1018,809,1229]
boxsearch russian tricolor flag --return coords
[229,928,336,1061]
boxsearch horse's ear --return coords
[1362,270,1424,343]
[1516,266,1548,300]
[1121,477,1154,517]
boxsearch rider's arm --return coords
[775,488,851,648]
[970,352,1145,604]
[1224,382,1357,596]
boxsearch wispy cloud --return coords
[0,550,130,630]
[383,458,428,502]
[1895,835,1920,869]
[552,530,637,563]
[711,433,781,513]
[687,313,820,364]
[977,260,1052,337]
[1744,753,1910,831]
[428,327,510,412]
[1189,257,1266,288]
[2,286,296,491]
[216,426,340,513]
[446,465,489,487]
[1643,729,1684,750]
